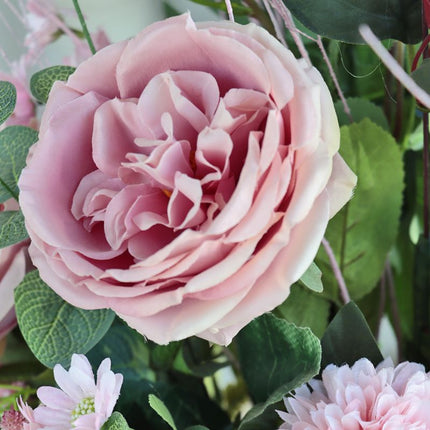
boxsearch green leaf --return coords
[317,119,404,301]
[0,125,38,202]
[298,262,323,292]
[148,394,178,430]
[283,0,421,43]
[236,313,320,430]
[411,58,430,94]
[0,81,16,125]
[0,210,28,247]
[14,270,115,368]
[101,412,132,430]
[30,65,76,104]
[335,98,389,131]
[275,285,330,338]
[321,301,383,368]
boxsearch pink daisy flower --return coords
[31,354,123,430]
[278,358,430,429]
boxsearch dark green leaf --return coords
[236,314,320,430]
[236,313,320,403]
[298,262,323,292]
[180,337,228,377]
[148,394,178,430]
[15,270,115,368]
[412,58,430,94]
[30,65,75,104]
[0,210,28,248]
[283,0,421,43]
[412,235,430,362]
[238,400,283,430]
[0,81,16,125]
[335,98,389,131]
[0,125,38,202]
[185,427,210,430]
[317,119,404,301]
[149,341,181,371]
[276,285,330,338]
[155,381,230,430]
[87,320,153,382]
[101,412,132,430]
[321,301,383,368]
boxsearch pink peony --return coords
[24,354,123,430]
[0,200,30,340]
[278,358,430,429]
[19,13,356,345]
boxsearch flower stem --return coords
[72,0,96,55]
[322,237,351,304]
[224,0,235,21]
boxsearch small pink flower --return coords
[32,354,123,430]
[0,407,25,430]
[278,358,430,429]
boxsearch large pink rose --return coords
[19,14,356,345]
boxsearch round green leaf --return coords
[0,81,16,125]
[0,125,38,202]
[0,210,28,248]
[101,412,132,430]
[30,65,76,104]
[15,271,115,368]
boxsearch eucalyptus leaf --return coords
[30,65,76,104]
[298,262,323,292]
[321,301,383,368]
[317,119,404,301]
[148,394,178,430]
[101,412,132,430]
[0,81,16,125]
[0,210,28,248]
[0,125,38,202]
[283,0,421,43]
[14,271,115,368]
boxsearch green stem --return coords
[71,0,96,55]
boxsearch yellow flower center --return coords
[71,397,95,422]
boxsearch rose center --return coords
[71,397,95,423]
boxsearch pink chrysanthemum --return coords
[278,358,430,429]
[31,354,123,430]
